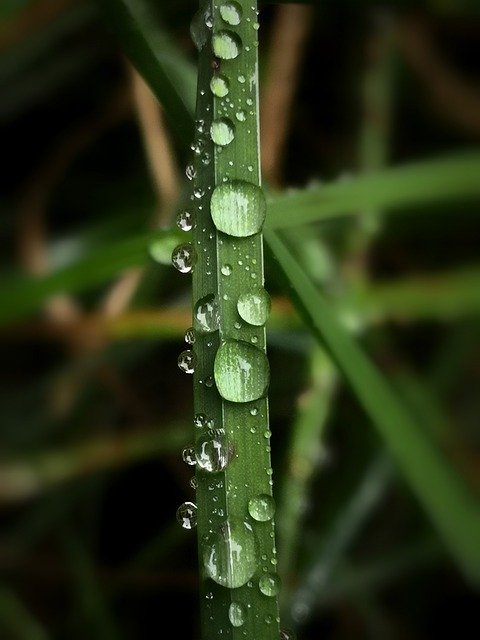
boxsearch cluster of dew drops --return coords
[168,3,296,638]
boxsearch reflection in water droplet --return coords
[172,243,196,273]
[237,287,271,326]
[211,181,266,237]
[220,1,242,26]
[259,572,281,597]
[212,30,242,60]
[176,209,194,232]
[177,349,195,374]
[195,432,231,473]
[203,519,257,588]
[210,74,230,97]
[214,340,269,403]
[211,117,235,146]
[228,601,247,627]
[248,494,276,522]
[194,294,220,333]
[176,501,197,529]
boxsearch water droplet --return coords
[194,413,207,428]
[220,1,242,25]
[194,294,220,333]
[182,447,196,466]
[221,264,232,276]
[236,109,246,122]
[203,519,257,588]
[210,74,230,97]
[184,327,196,344]
[259,572,281,597]
[212,30,242,60]
[195,431,231,473]
[172,243,196,273]
[237,287,271,326]
[189,476,198,490]
[214,340,269,403]
[228,602,247,627]
[248,494,276,522]
[185,163,196,180]
[176,501,197,529]
[190,10,208,51]
[280,629,297,640]
[238,74,246,83]
[204,375,214,388]
[210,181,266,237]
[176,209,194,232]
[250,407,258,416]
[178,349,195,374]
[210,117,235,146]
[265,614,274,624]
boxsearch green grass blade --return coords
[0,587,49,640]
[94,0,196,146]
[265,228,480,584]
[265,152,480,230]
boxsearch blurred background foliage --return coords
[0,0,479,638]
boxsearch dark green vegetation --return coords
[0,1,479,639]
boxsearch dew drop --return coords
[210,117,235,146]
[203,518,257,588]
[221,264,232,276]
[182,447,196,466]
[185,163,196,181]
[214,339,269,403]
[280,629,297,640]
[189,476,198,490]
[176,501,197,529]
[195,432,231,473]
[190,9,208,51]
[259,572,281,597]
[194,413,207,428]
[204,375,214,388]
[236,109,247,122]
[171,243,196,273]
[210,74,230,97]
[210,181,266,237]
[176,209,194,232]
[220,1,242,26]
[194,293,220,333]
[184,327,196,344]
[228,601,247,627]
[178,349,195,374]
[248,494,276,522]
[212,30,242,60]
[237,287,271,326]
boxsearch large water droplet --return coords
[194,294,220,333]
[220,1,242,25]
[228,601,247,627]
[237,287,271,326]
[210,74,230,97]
[210,181,266,237]
[248,494,276,522]
[176,209,194,232]
[259,572,281,596]
[178,349,195,374]
[210,117,235,146]
[212,30,242,60]
[214,340,269,403]
[203,519,257,588]
[176,501,197,529]
[172,243,196,273]
[195,431,231,473]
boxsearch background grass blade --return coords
[265,228,480,584]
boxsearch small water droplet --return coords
[236,109,247,122]
[265,614,274,624]
[176,209,194,232]
[237,287,271,326]
[194,294,220,333]
[178,349,195,374]
[194,413,207,428]
[259,572,281,596]
[221,264,232,276]
[211,181,266,237]
[214,340,269,403]
[250,407,258,416]
[176,501,197,529]
[211,117,235,146]
[212,30,242,60]
[280,629,297,640]
[204,375,214,388]
[228,601,247,627]
[184,327,196,344]
[203,518,257,588]
[220,1,242,25]
[210,74,230,97]
[172,243,196,273]
[195,432,231,473]
[185,163,196,180]
[248,494,276,522]
[190,10,209,51]
[182,447,196,466]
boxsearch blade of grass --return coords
[0,587,49,640]
[264,228,480,584]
